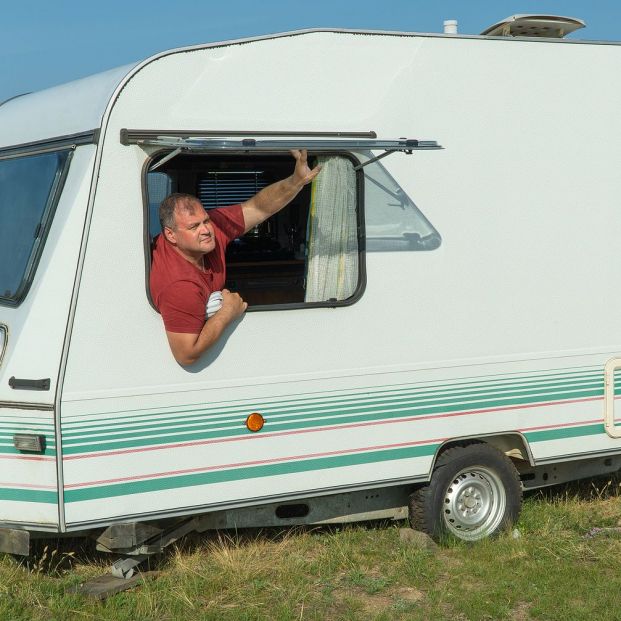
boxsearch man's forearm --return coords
[194,313,230,357]
[242,175,304,233]
[242,149,321,232]
[166,314,230,366]
[166,291,247,366]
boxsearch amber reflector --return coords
[246,413,265,432]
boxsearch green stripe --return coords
[525,423,604,443]
[0,488,57,504]
[62,377,605,440]
[62,386,603,454]
[63,365,604,420]
[0,444,56,457]
[63,372,605,434]
[64,443,438,502]
[0,427,54,434]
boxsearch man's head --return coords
[159,193,216,260]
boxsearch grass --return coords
[2,477,621,620]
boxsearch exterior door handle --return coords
[8,377,50,391]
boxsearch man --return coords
[150,149,321,366]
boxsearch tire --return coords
[409,443,522,542]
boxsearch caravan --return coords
[1,16,621,566]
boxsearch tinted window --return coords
[0,150,71,305]
[146,171,171,239]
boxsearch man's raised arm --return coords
[241,149,321,233]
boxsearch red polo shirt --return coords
[150,204,245,333]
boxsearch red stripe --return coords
[0,482,56,490]
[64,435,448,489]
[64,395,602,461]
[0,454,54,462]
[519,418,601,432]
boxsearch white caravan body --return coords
[1,28,621,536]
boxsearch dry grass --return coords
[0,477,621,619]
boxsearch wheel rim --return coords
[442,466,507,540]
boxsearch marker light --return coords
[13,434,45,453]
[246,413,265,432]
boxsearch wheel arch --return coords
[428,432,534,479]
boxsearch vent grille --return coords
[198,171,268,210]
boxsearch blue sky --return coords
[1,1,618,102]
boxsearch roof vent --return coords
[481,14,585,38]
[443,20,458,34]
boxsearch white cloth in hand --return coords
[206,291,223,318]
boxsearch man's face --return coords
[165,200,216,258]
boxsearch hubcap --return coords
[442,466,506,540]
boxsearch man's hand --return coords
[291,149,322,187]
[166,289,247,366]
[215,289,248,321]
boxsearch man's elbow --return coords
[166,331,205,366]
[174,352,200,367]
[169,344,201,367]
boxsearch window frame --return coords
[142,149,367,312]
[0,147,74,307]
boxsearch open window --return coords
[135,132,442,309]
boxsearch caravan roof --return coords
[0,26,616,152]
[0,63,135,150]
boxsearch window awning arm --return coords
[149,147,183,172]
[352,150,401,171]
[352,140,442,170]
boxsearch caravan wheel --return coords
[409,443,522,541]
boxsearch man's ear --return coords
[163,226,176,245]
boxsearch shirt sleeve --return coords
[209,204,245,243]
[158,280,206,334]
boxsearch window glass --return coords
[0,150,71,305]
[364,160,441,251]
[146,172,172,239]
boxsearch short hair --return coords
[159,193,202,230]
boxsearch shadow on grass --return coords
[524,471,621,503]
[8,519,404,579]
[13,535,107,575]
[169,518,402,555]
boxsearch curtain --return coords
[305,156,358,302]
